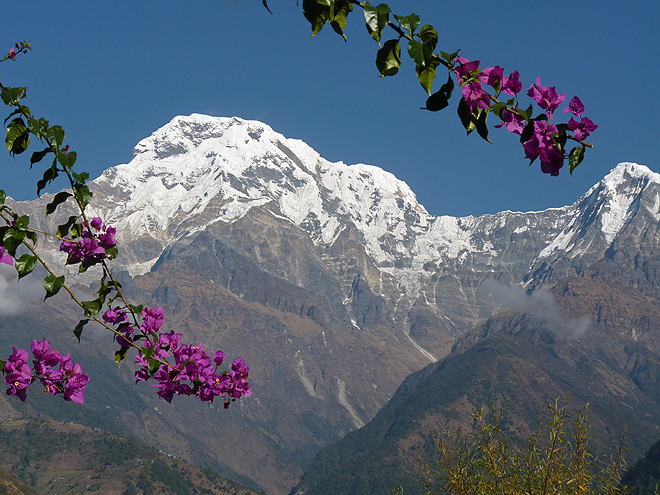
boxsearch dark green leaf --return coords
[44,273,65,300]
[30,147,51,169]
[15,254,37,280]
[57,215,79,237]
[81,300,101,318]
[457,98,477,135]
[569,146,585,175]
[74,183,93,209]
[376,39,401,77]
[262,0,273,14]
[330,0,353,40]
[475,108,493,143]
[0,190,5,205]
[363,1,391,45]
[25,231,37,245]
[1,87,26,106]
[115,347,129,367]
[57,150,77,171]
[79,256,102,273]
[422,74,454,111]
[74,319,90,343]
[394,13,420,35]
[303,0,331,36]
[45,191,72,217]
[37,161,59,197]
[3,109,23,126]
[0,358,4,373]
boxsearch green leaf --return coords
[363,1,391,45]
[15,215,30,231]
[6,118,30,156]
[0,358,4,373]
[407,39,424,66]
[30,147,51,169]
[569,146,585,175]
[415,58,440,95]
[105,245,119,260]
[330,0,353,40]
[440,49,460,65]
[15,254,37,280]
[262,0,273,14]
[57,150,77,171]
[44,273,65,300]
[37,161,59,197]
[418,25,438,57]
[79,256,102,273]
[422,74,454,111]
[128,304,144,316]
[491,102,508,119]
[3,229,26,256]
[81,300,101,318]
[115,347,129,367]
[376,39,401,77]
[73,319,90,343]
[57,216,79,238]
[46,125,65,149]
[72,171,89,184]
[303,0,331,36]
[73,183,93,209]
[148,357,161,375]
[0,190,5,205]
[45,191,72,217]
[394,13,420,36]
[1,87,26,106]
[27,117,49,140]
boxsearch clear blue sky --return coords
[2,1,659,217]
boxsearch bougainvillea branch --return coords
[0,44,250,407]
[296,0,597,176]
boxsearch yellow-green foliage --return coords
[402,398,627,495]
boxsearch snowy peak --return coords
[93,114,430,268]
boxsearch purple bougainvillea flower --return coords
[141,307,165,334]
[527,77,566,116]
[477,66,504,89]
[63,372,89,404]
[4,346,34,401]
[523,120,565,176]
[213,350,225,367]
[31,339,61,375]
[462,81,491,113]
[0,246,13,266]
[501,70,522,95]
[98,226,117,249]
[453,56,480,84]
[569,116,598,142]
[494,109,526,135]
[563,96,585,118]
[90,217,103,230]
[103,307,128,325]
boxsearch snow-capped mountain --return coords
[9,114,660,495]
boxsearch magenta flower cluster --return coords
[2,339,89,403]
[452,58,598,176]
[102,305,251,408]
[60,216,117,264]
[0,246,13,266]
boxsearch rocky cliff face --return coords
[5,114,660,494]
